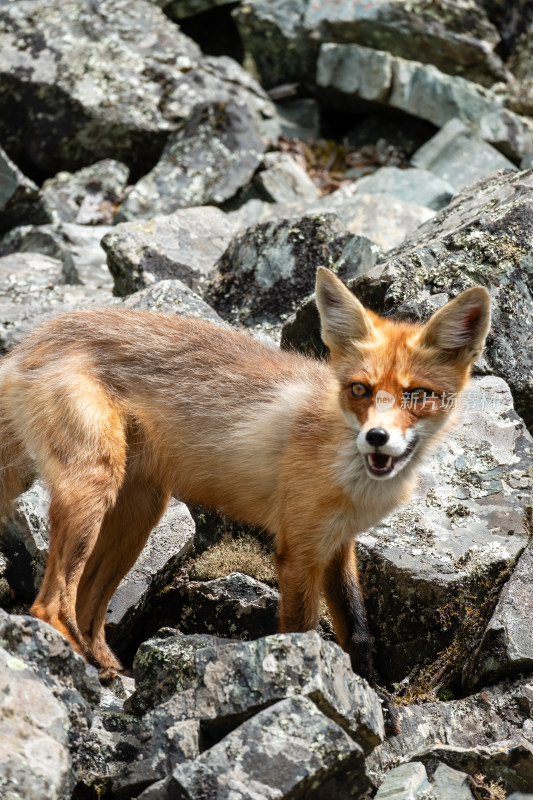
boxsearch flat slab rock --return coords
[116,279,225,325]
[464,538,533,691]
[316,43,533,162]
[356,376,532,681]
[103,206,237,296]
[368,675,533,784]
[140,696,369,800]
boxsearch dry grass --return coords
[189,533,278,586]
[470,773,506,800]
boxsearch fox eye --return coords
[351,382,371,398]
[409,388,432,401]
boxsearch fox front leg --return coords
[324,542,400,734]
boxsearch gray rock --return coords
[274,98,320,142]
[0,646,72,800]
[103,206,237,295]
[1,481,49,601]
[353,166,454,211]
[127,631,228,716]
[118,279,225,325]
[0,1,274,175]
[118,573,279,666]
[411,118,517,191]
[141,696,368,800]
[281,234,382,356]
[0,222,114,288]
[129,630,384,755]
[41,160,129,225]
[0,146,54,234]
[464,539,533,691]
[105,499,195,631]
[427,764,475,800]
[374,762,429,799]
[205,213,351,326]
[413,738,533,795]
[357,377,532,681]
[234,0,505,90]
[368,675,533,785]
[254,152,320,204]
[316,44,533,163]
[0,609,101,789]
[226,186,435,252]
[116,101,266,222]
[0,253,111,353]
[348,168,533,431]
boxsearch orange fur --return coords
[0,269,490,685]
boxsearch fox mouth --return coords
[365,438,419,479]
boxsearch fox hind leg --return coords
[76,477,171,675]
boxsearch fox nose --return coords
[366,428,389,448]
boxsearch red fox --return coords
[0,268,490,696]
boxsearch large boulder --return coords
[102,206,237,295]
[233,0,506,90]
[116,101,267,221]
[316,44,533,163]
[140,696,369,800]
[0,0,274,177]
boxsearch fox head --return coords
[315,267,491,481]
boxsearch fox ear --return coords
[315,267,372,352]
[419,287,491,362]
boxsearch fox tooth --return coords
[385,456,392,468]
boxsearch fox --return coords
[0,267,489,707]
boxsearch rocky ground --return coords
[1,1,533,798]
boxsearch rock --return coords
[411,118,517,191]
[428,764,476,800]
[316,44,533,163]
[41,159,129,225]
[281,234,382,356]
[76,677,143,795]
[226,187,435,253]
[0,481,50,601]
[413,738,533,795]
[129,630,384,755]
[127,631,228,716]
[274,98,320,142]
[464,538,533,691]
[0,609,101,789]
[234,0,505,90]
[349,168,533,431]
[0,146,54,234]
[0,1,275,178]
[140,696,369,800]
[0,645,72,800]
[0,222,114,289]
[105,499,195,633]
[116,573,279,665]
[118,279,226,325]
[102,206,237,295]
[353,166,455,211]
[336,192,435,251]
[205,214,351,326]
[368,675,533,785]
[254,152,320,204]
[0,253,111,353]
[356,376,532,682]
[374,762,429,799]
[116,101,267,222]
